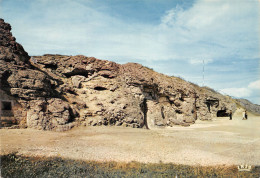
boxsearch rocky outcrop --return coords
[1,18,237,130]
[0,19,75,130]
[0,19,29,65]
[30,55,236,129]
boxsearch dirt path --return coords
[1,112,260,166]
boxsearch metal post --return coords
[203,59,205,86]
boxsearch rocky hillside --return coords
[235,99,260,115]
[1,19,238,131]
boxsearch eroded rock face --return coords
[0,19,29,65]
[26,99,73,130]
[31,54,236,129]
[0,19,75,131]
[1,18,238,130]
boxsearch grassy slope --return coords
[1,153,259,177]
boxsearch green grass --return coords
[1,153,259,177]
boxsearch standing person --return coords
[245,110,248,120]
[242,110,246,120]
[229,110,232,120]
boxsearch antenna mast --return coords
[203,59,205,86]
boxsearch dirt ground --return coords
[1,108,260,166]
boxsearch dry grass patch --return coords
[1,153,259,177]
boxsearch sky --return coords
[1,0,260,104]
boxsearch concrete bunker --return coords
[0,100,16,127]
[217,110,229,117]
[1,100,14,117]
[0,90,27,128]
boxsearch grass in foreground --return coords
[1,153,259,177]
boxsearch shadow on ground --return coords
[1,153,260,177]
